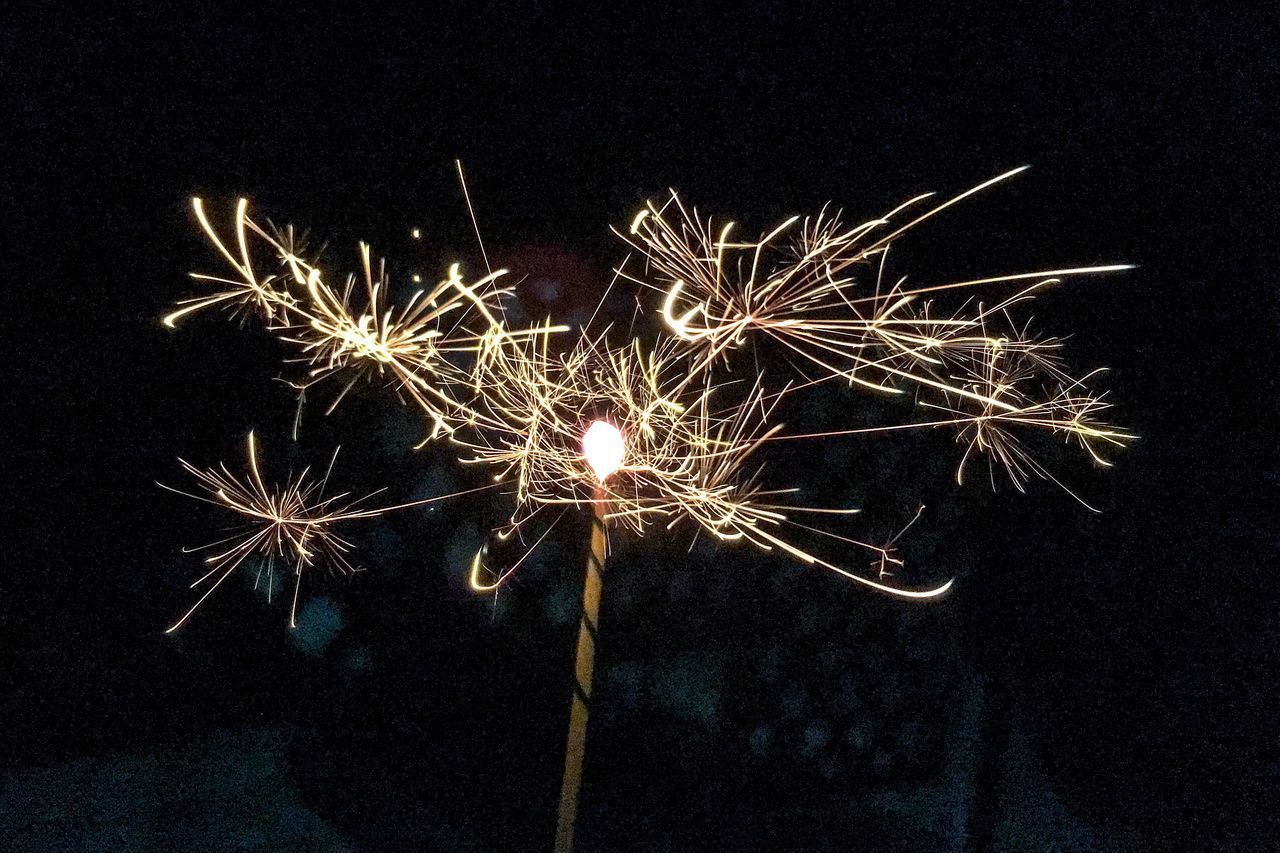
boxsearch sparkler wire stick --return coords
[554,485,608,853]
[554,419,624,852]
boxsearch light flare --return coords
[582,420,625,482]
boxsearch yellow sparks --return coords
[616,170,1134,497]
[460,330,949,598]
[166,168,1132,625]
[161,432,499,631]
[167,197,565,430]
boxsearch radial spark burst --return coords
[617,167,1134,497]
[460,328,950,597]
[161,432,491,630]
[166,198,564,433]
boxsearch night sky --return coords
[6,5,1278,851]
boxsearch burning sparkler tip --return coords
[582,420,625,482]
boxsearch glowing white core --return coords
[582,420,624,482]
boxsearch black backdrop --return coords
[6,4,1277,850]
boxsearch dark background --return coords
[5,4,1277,851]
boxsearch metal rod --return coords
[554,487,608,853]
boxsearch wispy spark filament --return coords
[162,432,501,630]
[617,169,1133,504]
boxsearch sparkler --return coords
[163,166,1130,851]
